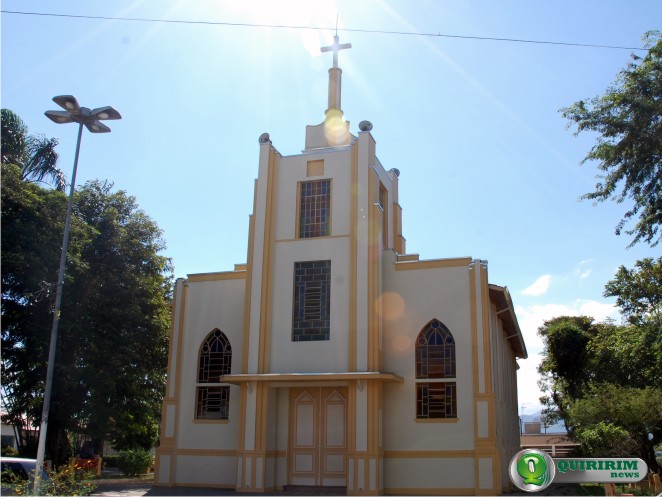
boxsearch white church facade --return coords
[155,36,527,495]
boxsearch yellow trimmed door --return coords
[289,387,347,487]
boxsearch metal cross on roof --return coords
[321,34,351,68]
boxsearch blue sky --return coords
[2,0,659,414]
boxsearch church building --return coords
[155,36,527,495]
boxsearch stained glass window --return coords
[415,319,457,419]
[196,329,231,419]
[299,180,331,238]
[293,260,331,341]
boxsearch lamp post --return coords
[34,96,121,491]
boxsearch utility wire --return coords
[1,9,649,51]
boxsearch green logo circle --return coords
[517,453,547,485]
[509,449,555,492]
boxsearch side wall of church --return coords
[488,302,520,492]
[155,273,246,488]
[381,257,478,494]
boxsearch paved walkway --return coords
[91,483,344,496]
[91,482,591,496]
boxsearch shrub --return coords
[1,445,19,456]
[2,464,97,496]
[116,449,153,477]
[574,422,637,458]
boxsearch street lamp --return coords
[34,96,121,491]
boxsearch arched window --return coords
[196,329,232,420]
[415,319,457,419]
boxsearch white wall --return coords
[176,276,245,450]
[269,238,351,373]
[382,261,475,452]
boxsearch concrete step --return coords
[281,485,346,495]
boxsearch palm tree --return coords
[1,108,66,192]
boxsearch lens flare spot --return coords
[378,292,406,321]
[324,108,349,146]
[392,334,411,353]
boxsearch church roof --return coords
[489,284,528,359]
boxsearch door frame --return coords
[288,386,348,487]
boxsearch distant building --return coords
[520,433,578,458]
[1,421,18,451]
[155,36,527,495]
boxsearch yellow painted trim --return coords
[383,450,474,458]
[367,382,375,452]
[469,263,481,496]
[175,449,237,456]
[396,253,419,262]
[365,383,383,492]
[219,372,404,383]
[394,257,472,271]
[470,263,479,396]
[414,418,460,423]
[238,384,248,485]
[393,202,404,254]
[275,234,350,243]
[163,284,179,401]
[242,182,257,374]
[251,382,269,490]
[191,419,230,424]
[187,270,246,282]
[156,482,236,489]
[158,439,176,450]
[477,265,498,453]
[474,450,501,495]
[157,282,181,487]
[257,149,278,373]
[170,281,188,484]
[368,169,379,372]
[306,159,324,177]
[479,264,494,396]
[349,141,358,372]
[384,488,473,496]
[348,383,357,450]
[470,261,501,495]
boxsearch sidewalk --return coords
[91,482,343,496]
[91,483,248,496]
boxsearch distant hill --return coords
[520,410,567,434]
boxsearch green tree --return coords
[538,261,662,470]
[1,108,66,192]
[537,315,596,425]
[574,422,638,459]
[604,257,662,324]
[561,31,662,247]
[569,385,662,470]
[1,163,173,463]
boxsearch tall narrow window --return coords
[299,179,331,238]
[415,319,457,419]
[293,260,331,341]
[196,329,232,420]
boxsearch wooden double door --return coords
[289,387,348,487]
